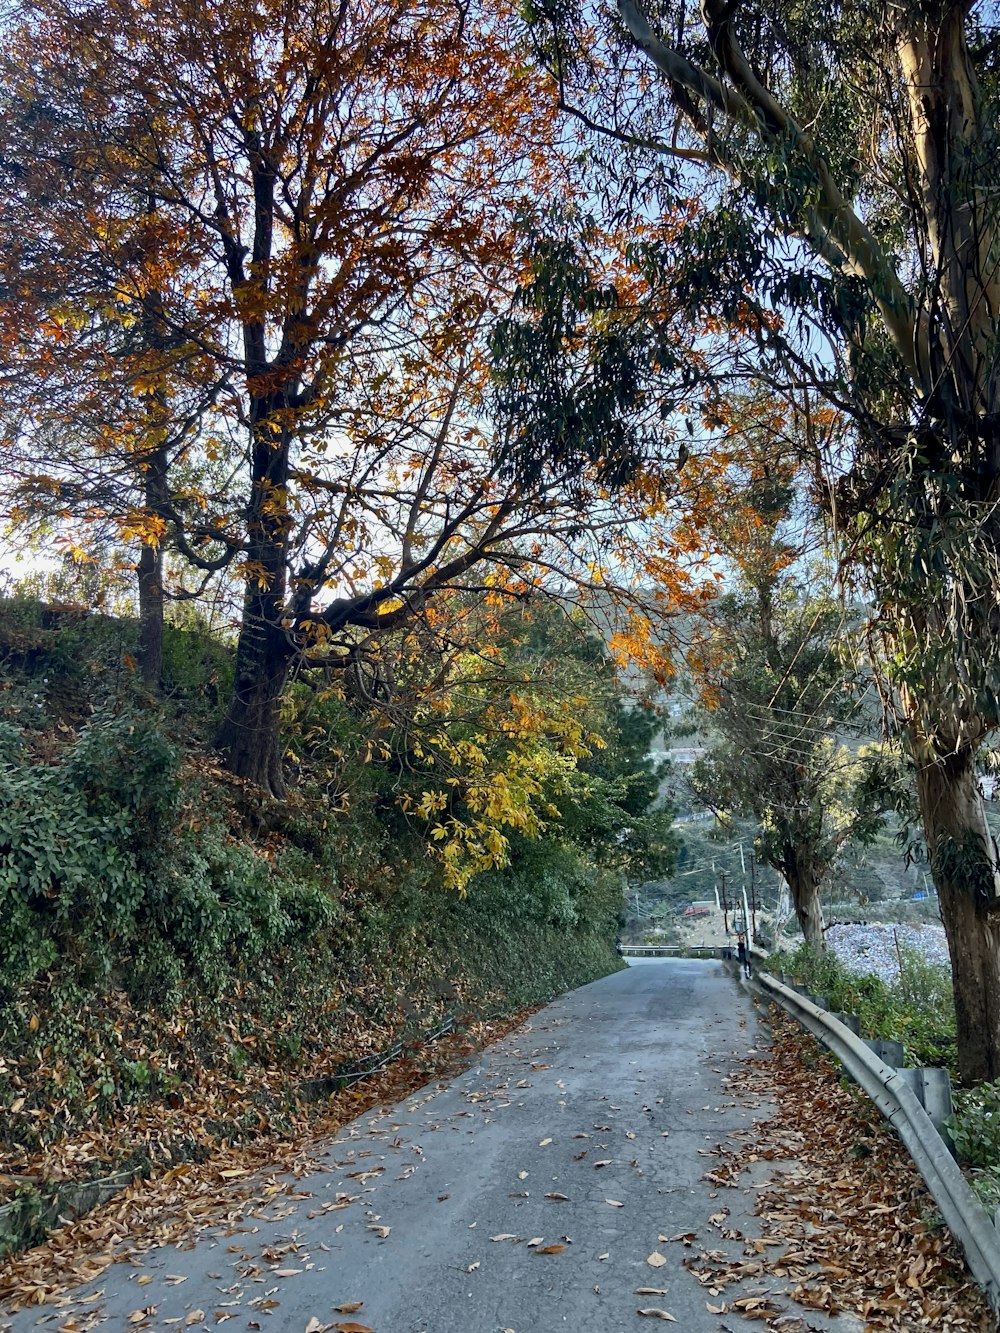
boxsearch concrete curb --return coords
[755,968,1000,1314]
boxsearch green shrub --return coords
[948,1079,1000,1210]
[769,941,956,1070]
[0,710,338,1005]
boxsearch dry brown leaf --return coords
[333,1303,364,1314]
[646,1252,667,1268]
[544,1192,569,1201]
[636,1309,676,1321]
[185,1314,205,1328]
[538,1138,552,1147]
[605,1199,624,1207]
[636,1287,668,1295]
[536,1244,567,1254]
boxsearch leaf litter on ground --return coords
[696,1011,993,1331]
[0,1012,529,1312]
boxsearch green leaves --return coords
[490,212,676,491]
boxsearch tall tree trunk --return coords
[136,539,163,687]
[136,445,168,687]
[216,406,293,797]
[912,735,1000,1085]
[215,609,290,797]
[785,852,824,948]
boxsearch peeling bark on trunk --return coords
[913,738,1000,1085]
[786,863,824,949]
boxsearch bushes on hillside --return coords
[0,710,335,1004]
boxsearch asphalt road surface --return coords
[5,959,815,1333]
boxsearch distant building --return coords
[661,747,707,766]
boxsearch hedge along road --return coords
[3,961,852,1333]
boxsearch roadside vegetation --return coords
[0,592,672,1220]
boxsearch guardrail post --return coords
[832,1012,861,1035]
[865,1037,906,1067]
[919,1068,954,1139]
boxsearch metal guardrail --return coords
[620,944,723,957]
[755,969,1000,1314]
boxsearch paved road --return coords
[6,959,788,1333]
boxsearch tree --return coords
[684,419,884,943]
[0,0,566,792]
[283,596,676,891]
[691,587,886,946]
[529,0,1000,1082]
[0,9,719,799]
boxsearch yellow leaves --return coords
[117,509,168,548]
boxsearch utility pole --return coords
[749,851,758,937]
[720,870,729,936]
[738,842,746,878]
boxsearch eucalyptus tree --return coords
[526,0,1000,1081]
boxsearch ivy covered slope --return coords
[0,595,671,1187]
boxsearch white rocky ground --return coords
[825,921,951,983]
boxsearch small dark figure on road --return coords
[736,932,751,979]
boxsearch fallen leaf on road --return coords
[538,1138,552,1147]
[636,1309,676,1321]
[273,1269,302,1277]
[491,1234,519,1242]
[128,1310,155,1324]
[185,1314,205,1328]
[527,1237,544,1246]
[636,1288,668,1295]
[593,1160,612,1168]
[544,1193,569,1201]
[706,1302,727,1314]
[598,1252,610,1260]
[605,1199,624,1207]
[136,1275,154,1287]
[537,1244,566,1255]
[165,1276,189,1285]
[666,1232,695,1244]
[366,1225,390,1239]
[467,1262,479,1273]
[333,1324,374,1333]
[333,1305,364,1315]
[518,1171,528,1180]
[646,1252,667,1268]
